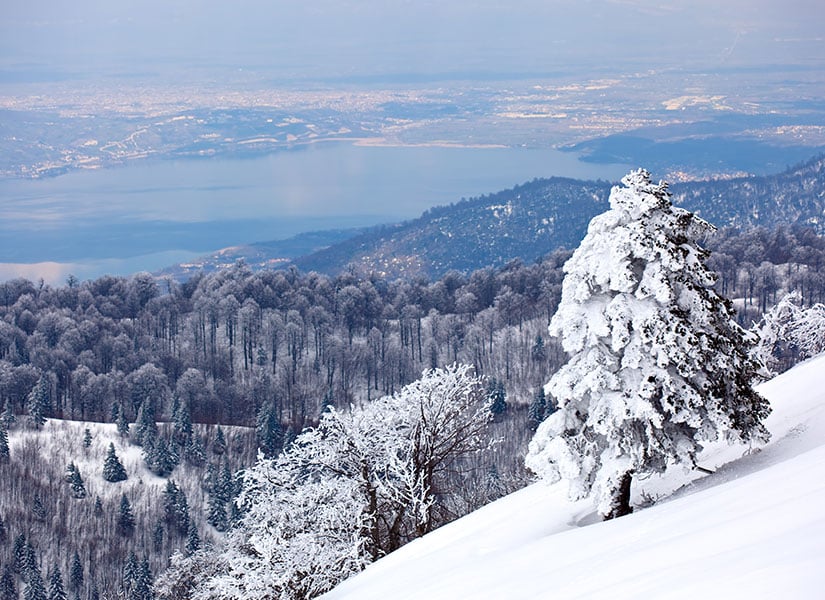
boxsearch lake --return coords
[0,143,631,283]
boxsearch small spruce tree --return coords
[185,523,201,556]
[212,426,227,456]
[48,565,67,600]
[1,563,17,600]
[117,494,135,537]
[0,423,9,464]
[82,428,93,449]
[26,376,50,429]
[102,443,128,483]
[69,552,83,593]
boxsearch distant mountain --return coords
[292,154,825,278]
[162,155,825,280]
[156,228,367,280]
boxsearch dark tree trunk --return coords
[603,471,633,520]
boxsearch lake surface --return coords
[0,143,631,283]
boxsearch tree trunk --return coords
[603,471,633,520]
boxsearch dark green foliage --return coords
[48,565,67,600]
[69,552,83,593]
[102,443,128,482]
[93,496,103,517]
[487,379,507,416]
[162,481,189,536]
[31,496,47,522]
[152,520,164,552]
[117,494,135,537]
[184,436,206,467]
[115,404,131,437]
[82,428,93,448]
[132,400,157,447]
[24,561,47,600]
[65,463,87,499]
[527,387,546,430]
[531,334,546,363]
[0,423,8,463]
[206,494,228,532]
[27,376,49,429]
[0,513,6,543]
[172,401,193,448]
[12,534,27,574]
[212,426,227,456]
[185,522,201,556]
[0,400,14,429]
[144,435,175,477]
[123,554,153,600]
[1,564,16,600]
[256,402,283,458]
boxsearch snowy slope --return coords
[323,354,825,599]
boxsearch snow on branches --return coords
[526,169,771,519]
[187,363,491,600]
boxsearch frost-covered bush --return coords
[526,169,770,519]
[185,364,490,600]
[751,291,825,375]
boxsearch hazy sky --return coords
[2,0,823,82]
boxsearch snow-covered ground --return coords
[323,354,825,599]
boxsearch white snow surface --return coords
[323,354,825,599]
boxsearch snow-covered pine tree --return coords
[47,564,66,600]
[69,552,83,594]
[0,422,9,463]
[117,494,136,537]
[102,443,128,482]
[525,169,771,520]
[26,376,49,429]
[0,399,14,429]
[1,564,16,600]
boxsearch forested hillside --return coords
[290,155,825,278]
[2,220,825,597]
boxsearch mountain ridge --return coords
[161,154,825,280]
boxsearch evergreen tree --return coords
[184,436,206,467]
[172,401,193,448]
[487,379,507,416]
[185,522,201,556]
[65,463,87,499]
[12,534,27,574]
[206,493,228,532]
[0,423,9,464]
[144,435,175,477]
[93,496,104,518]
[0,399,14,430]
[132,400,157,447]
[116,404,130,438]
[26,376,49,429]
[527,387,546,430]
[525,169,771,520]
[152,520,164,552]
[89,581,99,600]
[24,562,47,600]
[212,426,227,456]
[531,334,546,363]
[102,443,128,482]
[82,428,93,449]
[0,564,16,600]
[117,494,136,537]
[132,557,153,600]
[255,402,283,458]
[32,496,47,522]
[162,481,189,536]
[48,565,67,600]
[0,513,6,543]
[68,552,83,593]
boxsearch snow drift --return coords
[323,354,825,599]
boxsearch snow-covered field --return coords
[323,354,825,599]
